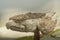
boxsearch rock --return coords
[41,35,60,40]
[6,12,57,34]
[9,12,46,23]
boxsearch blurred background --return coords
[0,0,60,38]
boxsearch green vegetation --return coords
[16,29,60,40]
[16,36,34,40]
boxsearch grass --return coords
[16,36,34,40]
[16,29,60,40]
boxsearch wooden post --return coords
[34,27,40,40]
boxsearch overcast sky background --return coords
[0,0,52,11]
[0,0,60,38]
[0,0,54,26]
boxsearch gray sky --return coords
[0,0,51,11]
[0,0,54,26]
